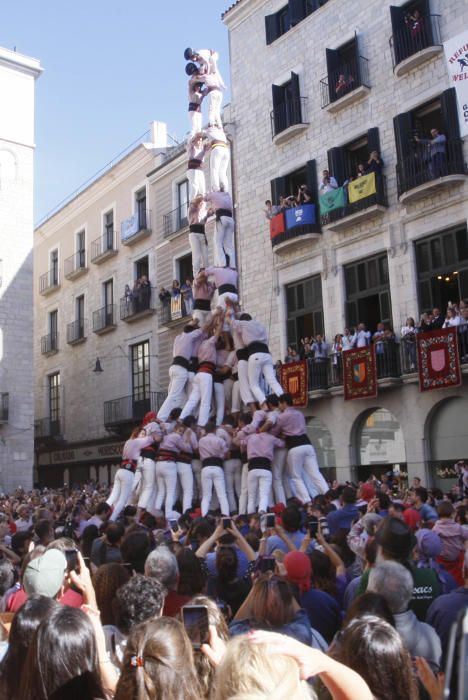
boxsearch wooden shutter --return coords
[352,33,361,84]
[393,112,413,195]
[265,14,278,45]
[272,83,285,135]
[390,5,406,65]
[441,87,461,139]
[327,146,346,187]
[271,176,287,205]
[326,48,341,102]
[289,71,302,125]
[305,160,318,203]
[420,0,434,46]
[367,127,381,155]
[289,0,306,26]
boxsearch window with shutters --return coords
[265,1,328,44]
[389,0,442,72]
[271,73,306,138]
[269,161,321,247]
[415,225,468,315]
[344,253,392,332]
[285,275,324,350]
[393,89,466,198]
[320,36,370,109]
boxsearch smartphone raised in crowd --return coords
[259,557,276,574]
[64,548,80,573]
[169,519,179,533]
[308,516,319,538]
[266,514,275,529]
[182,605,210,650]
[222,517,231,530]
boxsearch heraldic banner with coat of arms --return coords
[280,360,308,408]
[417,327,461,392]
[343,346,378,401]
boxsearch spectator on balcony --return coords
[140,275,151,309]
[285,345,300,363]
[458,306,468,359]
[319,170,338,193]
[296,184,312,205]
[124,284,133,309]
[405,8,424,40]
[264,200,280,220]
[443,306,461,328]
[356,163,366,178]
[335,73,354,98]
[181,278,194,316]
[312,335,329,363]
[430,307,445,329]
[415,128,447,179]
[172,279,181,297]
[352,323,371,347]
[332,333,343,383]
[302,342,314,361]
[342,327,354,351]
[159,286,171,307]
[401,317,417,371]
[419,311,432,332]
[366,150,384,176]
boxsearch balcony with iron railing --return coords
[320,56,370,112]
[39,269,60,295]
[120,288,156,322]
[390,14,442,77]
[0,393,9,423]
[396,139,467,203]
[104,392,167,430]
[270,203,321,253]
[120,209,152,246]
[91,232,118,264]
[64,251,88,280]
[66,319,86,345]
[163,206,188,238]
[41,333,59,356]
[321,174,388,232]
[92,304,117,334]
[270,96,308,145]
[158,297,192,327]
[34,417,62,440]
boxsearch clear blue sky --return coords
[1,0,230,222]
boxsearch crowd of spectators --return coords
[0,472,465,699]
[123,276,152,313]
[159,278,194,317]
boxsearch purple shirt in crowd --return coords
[173,328,204,360]
[198,434,228,461]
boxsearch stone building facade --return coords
[0,47,42,492]
[223,0,468,486]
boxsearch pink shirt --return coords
[198,336,217,364]
[188,201,208,226]
[159,432,190,455]
[231,319,268,346]
[244,432,285,462]
[226,350,238,373]
[205,267,238,290]
[173,328,204,360]
[198,433,228,461]
[216,426,232,448]
[193,277,215,300]
[206,191,232,211]
[187,140,209,163]
[274,408,306,437]
[182,429,198,454]
[122,436,153,460]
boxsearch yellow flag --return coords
[348,172,376,203]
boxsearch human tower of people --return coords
[106,47,329,523]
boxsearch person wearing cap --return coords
[356,517,441,620]
[283,551,341,644]
[414,528,457,594]
[23,549,68,600]
[368,560,442,672]
[157,321,205,422]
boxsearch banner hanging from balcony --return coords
[269,212,285,240]
[444,31,468,138]
[121,213,139,241]
[280,360,308,408]
[417,328,461,392]
[170,295,182,321]
[343,346,378,401]
[347,172,376,203]
[285,204,316,229]
[319,187,345,213]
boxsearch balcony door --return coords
[131,341,150,419]
[76,295,84,338]
[136,189,147,230]
[76,230,85,268]
[177,180,189,229]
[49,310,58,351]
[50,249,58,286]
[103,279,113,326]
[104,211,114,251]
[48,372,61,436]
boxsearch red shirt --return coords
[6,586,83,612]
[162,590,191,618]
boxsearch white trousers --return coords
[154,461,178,517]
[189,233,209,276]
[180,372,213,426]
[210,145,229,192]
[214,216,236,268]
[272,447,288,505]
[231,380,241,413]
[238,462,249,514]
[158,365,189,421]
[248,352,284,405]
[224,457,242,512]
[192,308,212,326]
[189,109,202,135]
[217,291,238,311]
[107,469,134,521]
[223,377,234,413]
[176,461,194,513]
[201,465,230,516]
[238,359,255,405]
[287,445,328,504]
[213,382,225,425]
[137,457,157,510]
[187,168,205,201]
[208,89,223,128]
[247,469,273,513]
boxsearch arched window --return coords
[306,416,336,482]
[428,397,468,488]
[355,408,406,481]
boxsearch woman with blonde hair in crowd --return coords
[115,617,202,700]
[189,595,230,699]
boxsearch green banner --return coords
[319,187,345,213]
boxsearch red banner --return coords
[417,328,461,392]
[269,212,285,240]
[280,360,308,408]
[343,346,377,401]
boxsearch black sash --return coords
[189,223,205,234]
[236,348,248,361]
[188,158,202,170]
[188,102,201,112]
[172,356,190,370]
[215,208,233,221]
[248,457,271,471]
[189,356,199,373]
[232,371,239,381]
[193,298,211,311]
[121,459,137,473]
[178,451,192,464]
[247,341,269,356]
[218,284,237,295]
[157,450,178,462]
[140,443,159,459]
[285,434,311,449]
[202,457,224,468]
